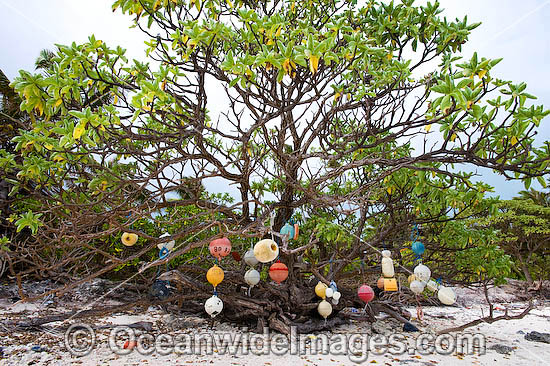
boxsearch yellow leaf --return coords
[478,69,487,79]
[334,92,341,101]
[35,102,44,116]
[54,99,63,107]
[275,26,282,37]
[424,124,432,132]
[387,186,392,194]
[309,55,320,74]
[386,52,392,61]
[466,100,473,109]
[282,58,296,76]
[73,125,85,140]
[511,136,518,146]
[291,1,295,12]
[44,143,53,150]
[450,133,457,142]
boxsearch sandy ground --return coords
[1,282,549,365]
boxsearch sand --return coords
[1,281,549,365]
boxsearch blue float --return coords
[411,241,425,255]
[280,222,295,239]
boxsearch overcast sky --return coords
[1,0,549,199]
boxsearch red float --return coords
[209,237,232,259]
[358,284,375,303]
[293,224,299,240]
[269,260,289,284]
[231,251,241,262]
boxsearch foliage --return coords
[1,0,549,293]
[476,196,550,283]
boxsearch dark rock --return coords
[128,321,153,331]
[525,331,550,344]
[489,344,514,354]
[30,345,46,352]
[403,322,419,332]
[516,330,525,334]
[150,279,171,300]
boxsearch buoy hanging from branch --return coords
[381,250,395,277]
[243,248,259,267]
[410,280,425,294]
[358,285,375,303]
[231,251,241,262]
[315,281,328,299]
[254,239,279,263]
[205,295,223,317]
[244,268,260,287]
[438,286,456,305]
[269,260,288,284]
[317,299,332,319]
[414,264,431,283]
[206,264,224,287]
[384,278,398,292]
[380,249,398,292]
[412,240,425,256]
[426,279,439,292]
[157,233,175,251]
[121,232,138,246]
[280,222,295,240]
[327,281,341,305]
[280,218,299,241]
[209,237,232,260]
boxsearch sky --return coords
[1,0,549,199]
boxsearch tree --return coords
[479,193,550,284]
[3,0,550,330]
[516,187,550,207]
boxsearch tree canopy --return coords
[1,0,549,329]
